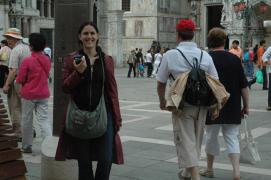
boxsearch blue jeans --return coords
[244,62,254,79]
[77,112,114,180]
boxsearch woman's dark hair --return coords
[177,31,194,41]
[77,21,99,46]
[1,40,8,46]
[207,28,227,49]
[232,40,239,45]
[260,40,266,46]
[29,33,46,52]
[253,44,258,53]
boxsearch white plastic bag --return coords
[239,117,261,164]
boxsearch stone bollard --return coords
[41,136,78,180]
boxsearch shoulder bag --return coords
[65,55,107,139]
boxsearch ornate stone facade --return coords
[196,0,271,49]
[0,0,54,48]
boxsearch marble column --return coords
[105,10,124,67]
[22,17,29,37]
[15,17,22,31]
[30,17,37,33]
[48,0,51,18]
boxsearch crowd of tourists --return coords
[126,46,170,78]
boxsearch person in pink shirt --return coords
[16,33,52,153]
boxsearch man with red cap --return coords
[2,28,31,140]
[156,19,218,180]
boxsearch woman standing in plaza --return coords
[55,21,124,180]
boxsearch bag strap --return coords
[36,57,49,78]
[89,52,105,105]
[243,117,253,141]
[175,48,203,69]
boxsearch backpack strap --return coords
[175,48,203,68]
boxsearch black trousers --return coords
[146,62,153,77]
[127,63,136,77]
[268,73,271,106]
[262,66,268,89]
[77,113,113,180]
[0,65,8,88]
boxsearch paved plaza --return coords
[3,68,271,180]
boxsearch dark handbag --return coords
[65,55,107,139]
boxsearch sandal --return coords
[199,169,214,178]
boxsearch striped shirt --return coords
[9,41,31,69]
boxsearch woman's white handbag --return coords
[239,117,261,164]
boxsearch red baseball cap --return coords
[176,19,196,32]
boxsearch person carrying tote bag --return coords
[55,22,124,180]
[65,52,107,139]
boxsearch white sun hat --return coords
[3,28,23,40]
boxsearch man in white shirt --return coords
[152,48,164,77]
[2,28,31,140]
[145,49,154,77]
[156,19,218,180]
[262,46,271,110]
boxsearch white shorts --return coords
[205,124,240,156]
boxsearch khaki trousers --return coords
[172,105,207,168]
[8,82,22,137]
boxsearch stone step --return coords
[0,148,22,163]
[0,160,27,179]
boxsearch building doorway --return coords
[207,5,229,49]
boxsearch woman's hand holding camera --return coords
[73,56,87,74]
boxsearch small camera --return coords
[73,55,82,64]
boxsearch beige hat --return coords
[3,28,23,40]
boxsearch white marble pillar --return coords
[30,17,37,33]
[16,17,22,31]
[102,0,124,67]
[22,17,29,37]
[48,0,51,18]
[106,10,124,67]
[26,0,31,8]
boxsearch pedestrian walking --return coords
[200,27,249,180]
[135,48,144,77]
[55,21,124,180]
[126,49,136,78]
[243,47,254,79]
[2,28,31,140]
[145,49,153,77]
[157,19,218,180]
[262,46,271,110]
[152,47,164,77]
[16,33,52,153]
[0,40,11,88]
[258,40,268,90]
[248,40,268,89]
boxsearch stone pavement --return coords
[5,67,271,180]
